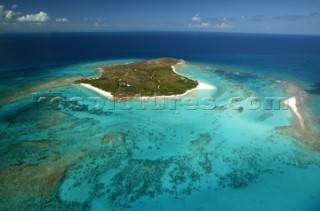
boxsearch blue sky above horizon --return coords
[0,0,320,34]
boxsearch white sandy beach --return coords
[171,65,215,91]
[80,83,114,99]
[285,97,306,130]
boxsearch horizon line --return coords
[1,30,320,36]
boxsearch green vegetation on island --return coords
[77,58,198,98]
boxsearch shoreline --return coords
[79,62,216,100]
[284,97,306,131]
[281,80,308,131]
[80,83,114,99]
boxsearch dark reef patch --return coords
[0,150,84,210]
[219,170,258,189]
[256,112,273,122]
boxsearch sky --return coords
[0,0,320,34]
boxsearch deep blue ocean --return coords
[1,32,320,210]
[1,32,320,86]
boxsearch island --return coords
[76,58,199,99]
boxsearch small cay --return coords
[76,58,198,99]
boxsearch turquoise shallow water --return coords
[1,60,320,210]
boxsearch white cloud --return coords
[192,14,200,22]
[186,22,211,28]
[0,5,16,21]
[17,11,50,22]
[5,10,14,20]
[56,17,68,22]
[200,22,210,27]
[12,5,18,9]
[0,5,4,18]
[188,14,211,28]
[217,22,233,29]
